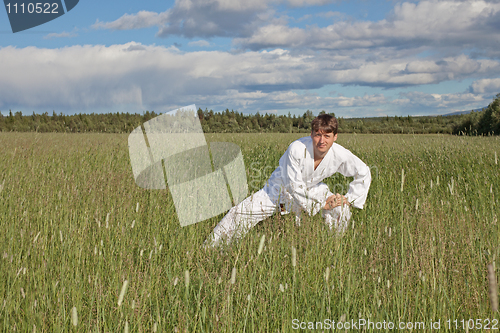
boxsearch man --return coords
[205,114,371,247]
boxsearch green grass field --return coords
[0,132,499,332]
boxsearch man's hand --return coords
[324,193,350,210]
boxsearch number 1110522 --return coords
[5,2,59,14]
[446,319,498,330]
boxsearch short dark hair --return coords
[311,114,338,135]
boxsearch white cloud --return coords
[92,11,169,30]
[470,78,500,94]
[0,43,497,115]
[394,91,488,112]
[43,32,78,39]
[90,0,345,39]
[236,0,500,54]
[92,0,277,38]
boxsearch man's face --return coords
[311,129,337,156]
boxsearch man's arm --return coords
[336,149,371,209]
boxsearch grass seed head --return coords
[124,321,129,333]
[325,267,330,283]
[117,280,129,307]
[231,267,237,284]
[291,246,297,267]
[71,307,78,326]
[279,284,285,292]
[257,234,265,255]
[184,270,190,288]
[401,168,405,192]
[136,202,139,213]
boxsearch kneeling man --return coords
[205,114,371,247]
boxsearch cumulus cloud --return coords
[470,78,500,94]
[91,0,278,39]
[0,43,497,114]
[92,11,169,30]
[43,31,78,39]
[235,0,500,54]
[90,0,345,39]
[90,0,500,62]
[393,91,487,112]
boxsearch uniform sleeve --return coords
[336,150,371,209]
[281,143,322,215]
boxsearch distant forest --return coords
[1,94,498,135]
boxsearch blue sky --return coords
[1,0,500,117]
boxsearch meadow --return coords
[0,132,498,332]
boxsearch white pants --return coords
[205,182,351,247]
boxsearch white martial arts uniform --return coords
[206,136,371,247]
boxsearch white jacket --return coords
[264,136,371,214]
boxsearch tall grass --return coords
[0,132,498,331]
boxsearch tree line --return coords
[452,93,500,136]
[0,95,498,135]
